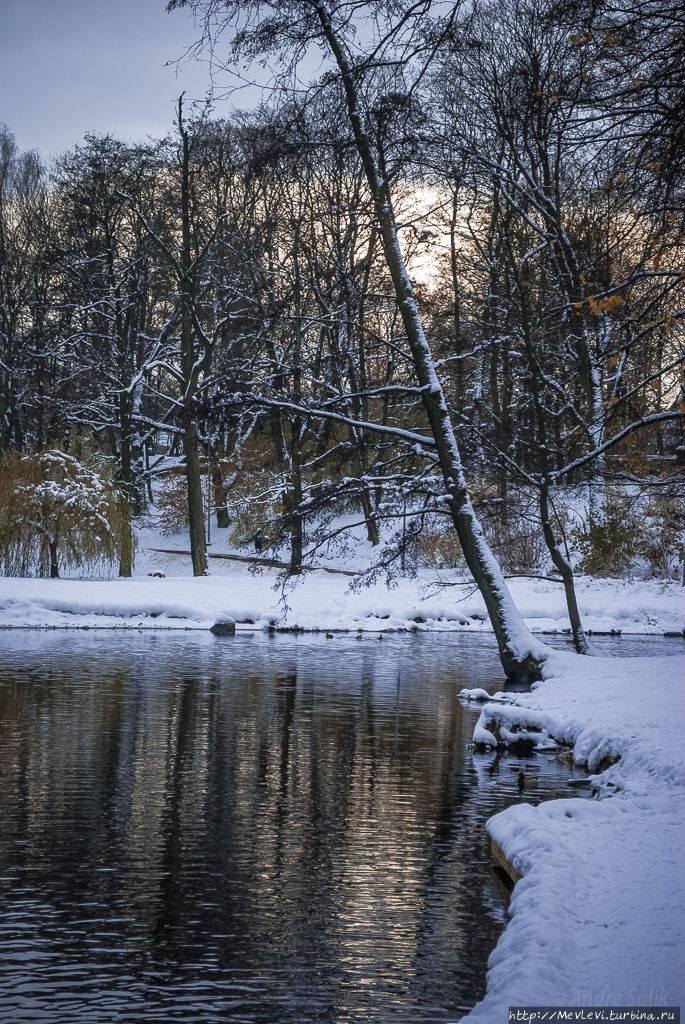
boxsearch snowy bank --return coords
[0,556,683,636]
[463,651,685,1020]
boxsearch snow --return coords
[459,686,495,701]
[474,702,549,748]
[462,650,685,1019]
[473,719,500,749]
[0,542,681,635]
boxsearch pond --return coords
[0,630,677,1023]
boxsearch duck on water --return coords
[517,772,539,791]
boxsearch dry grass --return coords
[0,450,129,577]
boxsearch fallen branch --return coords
[146,548,360,576]
[434,573,564,586]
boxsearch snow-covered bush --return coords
[0,451,131,578]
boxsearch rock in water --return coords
[210,616,236,637]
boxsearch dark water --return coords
[0,630,653,1024]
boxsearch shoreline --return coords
[462,649,685,1019]
[0,571,682,637]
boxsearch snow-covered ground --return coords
[0,536,682,635]
[463,650,685,1019]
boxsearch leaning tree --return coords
[167,0,552,682]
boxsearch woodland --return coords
[0,0,683,680]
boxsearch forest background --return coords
[0,0,683,674]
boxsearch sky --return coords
[0,0,229,157]
[0,0,383,161]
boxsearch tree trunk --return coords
[118,393,135,577]
[287,416,304,575]
[49,538,59,578]
[449,191,463,407]
[118,493,133,578]
[182,412,209,576]
[505,232,589,657]
[352,234,380,547]
[360,482,379,547]
[178,100,208,577]
[316,6,545,681]
[350,428,379,546]
[144,441,154,504]
[210,438,230,528]
[539,483,589,655]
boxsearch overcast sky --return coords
[0,0,231,157]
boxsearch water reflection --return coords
[0,631,599,1023]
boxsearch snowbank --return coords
[463,651,685,1019]
[0,553,682,635]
